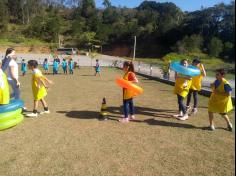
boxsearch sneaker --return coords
[129,115,135,120]
[40,110,50,115]
[186,106,191,113]
[209,125,215,131]
[227,123,233,132]
[191,108,198,115]
[119,118,129,123]
[26,113,38,117]
[179,114,189,121]
[173,111,183,118]
[22,107,28,113]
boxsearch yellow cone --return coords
[99,98,108,120]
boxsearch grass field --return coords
[0,67,235,176]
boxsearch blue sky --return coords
[96,0,234,11]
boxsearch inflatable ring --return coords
[170,61,201,77]
[0,99,24,113]
[0,114,24,131]
[116,78,144,95]
[0,108,22,123]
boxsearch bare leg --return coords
[208,112,214,126]
[34,100,39,111]
[222,114,231,126]
[40,98,48,108]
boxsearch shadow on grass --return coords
[56,109,218,131]
[57,110,97,119]
[107,106,177,118]
[107,106,214,130]
[57,110,118,121]
[131,118,198,129]
[80,75,95,77]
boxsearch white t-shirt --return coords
[0,69,4,88]
[7,59,19,81]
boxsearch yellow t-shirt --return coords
[208,78,233,113]
[190,66,203,91]
[32,69,47,101]
[0,70,10,105]
[174,73,192,98]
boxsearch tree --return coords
[103,0,111,8]
[0,0,8,32]
[208,37,223,57]
[80,0,96,18]
[174,34,204,54]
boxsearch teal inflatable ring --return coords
[170,61,201,77]
[0,99,24,113]
[0,114,24,131]
[0,108,22,123]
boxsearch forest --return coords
[0,0,235,61]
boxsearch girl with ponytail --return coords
[119,61,138,123]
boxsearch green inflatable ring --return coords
[0,114,24,131]
[0,108,22,123]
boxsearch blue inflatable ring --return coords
[0,99,24,113]
[170,61,201,77]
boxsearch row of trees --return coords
[0,0,235,61]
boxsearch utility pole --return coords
[58,35,60,48]
[133,36,136,61]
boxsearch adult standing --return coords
[1,48,14,72]
[2,48,20,99]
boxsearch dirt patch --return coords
[0,45,52,54]
[103,45,132,57]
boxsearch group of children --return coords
[43,58,75,75]
[119,59,234,132]
[0,48,234,131]
[22,57,102,76]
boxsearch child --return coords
[95,59,101,76]
[208,69,233,131]
[53,59,59,75]
[21,59,27,76]
[43,58,49,74]
[26,60,53,117]
[0,60,10,105]
[186,58,206,115]
[119,61,138,123]
[61,59,68,74]
[68,58,74,74]
[173,59,192,121]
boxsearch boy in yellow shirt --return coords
[208,69,233,131]
[186,59,206,115]
[0,60,10,105]
[26,60,53,117]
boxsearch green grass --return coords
[0,67,234,176]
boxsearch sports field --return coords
[0,67,234,176]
